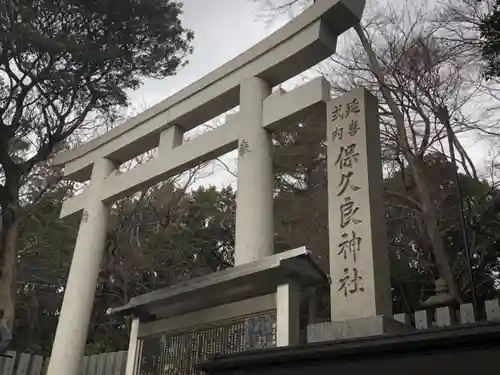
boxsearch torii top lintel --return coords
[53,0,365,182]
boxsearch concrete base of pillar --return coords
[307,316,413,343]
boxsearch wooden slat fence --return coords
[0,350,127,375]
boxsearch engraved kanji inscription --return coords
[338,267,365,297]
[348,120,360,136]
[340,197,362,228]
[332,126,344,142]
[331,104,344,122]
[335,144,360,170]
[346,98,360,117]
[337,171,361,196]
[81,210,89,223]
[337,231,362,262]
[239,140,250,156]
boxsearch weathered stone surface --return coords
[307,316,413,343]
[327,88,392,321]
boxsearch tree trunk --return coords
[354,24,464,305]
[0,204,20,329]
[410,157,464,304]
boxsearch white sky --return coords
[124,0,494,189]
[126,0,289,189]
[128,0,286,108]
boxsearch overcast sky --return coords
[128,0,285,110]
[127,0,290,188]
[125,0,491,189]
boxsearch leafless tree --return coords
[256,0,500,304]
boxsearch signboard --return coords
[139,312,276,375]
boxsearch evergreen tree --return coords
[0,0,193,325]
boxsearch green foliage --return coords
[13,188,79,354]
[385,153,500,313]
[13,184,235,354]
[480,1,500,78]
[272,119,500,318]
[12,147,500,353]
[0,0,193,170]
[8,0,500,352]
[0,0,193,327]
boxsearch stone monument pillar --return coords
[327,88,392,321]
[308,88,408,343]
[234,77,273,265]
[46,158,115,375]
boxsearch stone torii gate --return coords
[46,1,394,374]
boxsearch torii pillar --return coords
[234,77,273,265]
[46,159,115,375]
